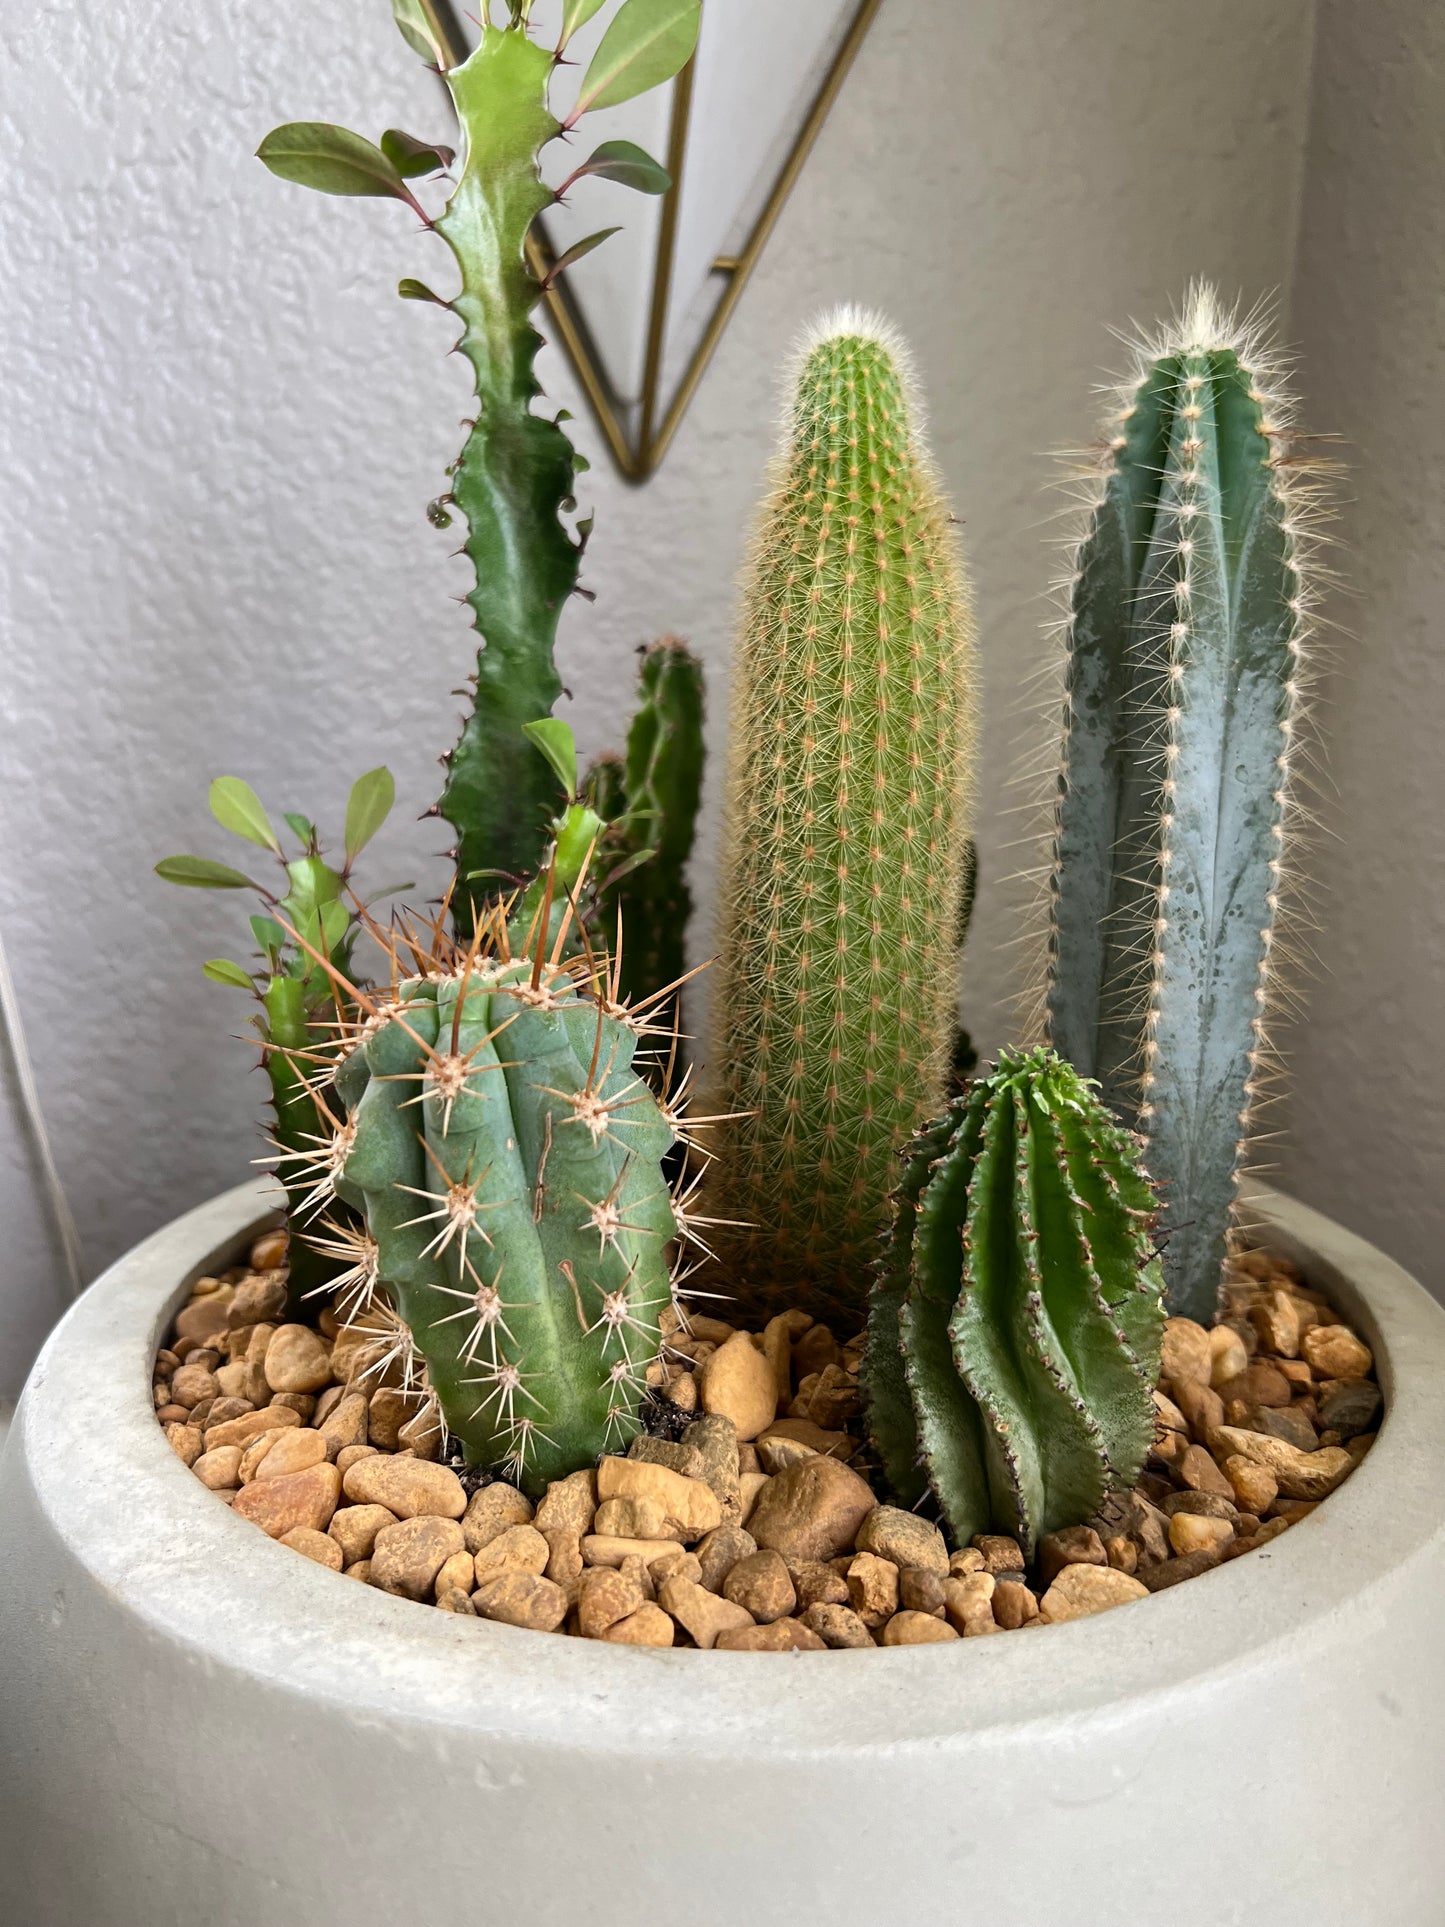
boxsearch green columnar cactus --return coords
[593,638,705,1010]
[157,770,398,1313]
[862,1048,1166,1555]
[1044,286,1322,1322]
[704,313,978,1319]
[258,0,701,929]
[322,936,687,1493]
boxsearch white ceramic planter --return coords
[1,1178,1442,1925]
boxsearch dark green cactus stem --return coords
[862,1048,1165,1556]
[330,953,682,1493]
[595,638,705,1009]
[261,974,341,1313]
[1045,286,1320,1322]
[256,3,701,935]
[705,313,978,1321]
[434,28,576,920]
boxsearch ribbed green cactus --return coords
[258,0,701,930]
[862,1048,1166,1554]
[156,770,398,1314]
[1044,286,1322,1322]
[319,927,687,1493]
[592,638,705,1010]
[704,313,978,1320]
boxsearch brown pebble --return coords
[462,1481,535,1553]
[249,1428,328,1481]
[746,1457,876,1562]
[846,1552,900,1628]
[801,1602,873,1649]
[434,1550,475,1598]
[371,1516,466,1600]
[1250,1290,1301,1358]
[694,1524,757,1594]
[472,1524,550,1579]
[1138,1548,1221,1591]
[342,1455,466,1520]
[1301,1325,1373,1380]
[318,1390,369,1460]
[192,1445,244,1490]
[1160,1317,1213,1386]
[280,1527,344,1571]
[1216,1362,1293,1409]
[787,1557,850,1610]
[1037,1525,1106,1588]
[342,1559,371,1583]
[714,1616,826,1652]
[578,1565,646,1638]
[533,1469,596,1537]
[204,1405,301,1451]
[1223,1455,1279,1514]
[1169,1513,1234,1556]
[1039,1564,1149,1622]
[581,1534,686,1568]
[698,1331,779,1441]
[263,1324,333,1395]
[600,1603,675,1647]
[1178,1443,1236,1498]
[992,1579,1040,1630]
[881,1610,960,1646]
[1210,1426,1354,1500]
[855,1505,949,1577]
[232,1461,341,1539]
[170,1364,219,1409]
[898,1568,947,1617]
[329,1504,398,1564]
[971,1534,1025,1575]
[436,1587,478,1615]
[724,1549,797,1624]
[942,1573,999,1636]
[472,1572,568,1632]
[164,1423,204,1467]
[656,1574,754,1648]
[229,1270,288,1326]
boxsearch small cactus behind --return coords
[1041,286,1329,1322]
[862,1048,1166,1555]
[704,312,979,1321]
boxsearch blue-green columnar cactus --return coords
[861,1049,1166,1554]
[1044,286,1325,1323]
[157,769,398,1313]
[704,313,979,1320]
[258,0,701,928]
[591,638,705,1011]
[312,916,693,1493]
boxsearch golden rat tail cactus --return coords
[704,312,978,1320]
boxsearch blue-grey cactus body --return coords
[1047,289,1312,1322]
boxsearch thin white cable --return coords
[0,922,86,1298]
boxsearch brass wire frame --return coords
[424,0,882,480]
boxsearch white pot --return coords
[1,1178,1441,1925]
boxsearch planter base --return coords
[2,1179,1443,1924]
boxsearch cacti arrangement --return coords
[702,313,979,1321]
[860,1048,1166,1553]
[156,8,1338,1552]
[1042,287,1321,1323]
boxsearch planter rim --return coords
[10,1175,1442,1759]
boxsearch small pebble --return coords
[1301,1325,1373,1381]
[855,1505,949,1577]
[714,1617,825,1652]
[1039,1565,1149,1623]
[698,1332,779,1441]
[472,1524,550,1579]
[280,1527,344,1571]
[472,1573,568,1632]
[600,1603,675,1647]
[881,1610,959,1646]
[342,1456,466,1521]
[723,1549,796,1624]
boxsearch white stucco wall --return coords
[1274,0,1445,1296]
[0,0,1317,1392]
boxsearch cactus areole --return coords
[862,1048,1166,1556]
[1045,287,1323,1322]
[705,313,978,1321]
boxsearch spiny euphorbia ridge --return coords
[258,0,701,929]
[704,311,978,1321]
[293,900,708,1495]
[1043,285,1328,1322]
[861,1048,1166,1556]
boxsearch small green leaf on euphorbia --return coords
[399,278,450,306]
[543,227,621,286]
[522,719,579,799]
[319,899,352,955]
[250,914,287,958]
[155,856,258,890]
[203,959,255,991]
[572,0,701,119]
[345,766,396,862]
[559,0,609,49]
[390,0,448,65]
[380,128,455,178]
[257,124,409,201]
[282,812,316,846]
[569,139,672,195]
[210,777,281,852]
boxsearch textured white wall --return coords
[0,0,1316,1393]
[1275,0,1445,1296]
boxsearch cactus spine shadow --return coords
[862,1048,1166,1555]
[1043,286,1328,1323]
[704,313,978,1321]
